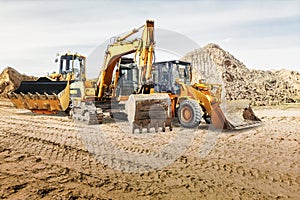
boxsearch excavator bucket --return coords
[211,102,261,130]
[7,78,70,114]
[127,93,173,133]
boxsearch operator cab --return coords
[55,53,87,99]
[152,60,192,94]
[115,57,139,98]
[56,53,86,81]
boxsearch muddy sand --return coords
[0,98,299,199]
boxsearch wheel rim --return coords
[181,106,193,123]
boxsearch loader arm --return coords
[96,20,155,99]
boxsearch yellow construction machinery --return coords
[151,60,261,130]
[8,19,261,131]
[8,53,85,115]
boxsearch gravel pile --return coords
[0,67,36,97]
[182,43,300,106]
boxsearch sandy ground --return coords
[0,98,299,199]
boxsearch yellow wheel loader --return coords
[145,60,261,130]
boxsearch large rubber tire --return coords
[178,99,202,128]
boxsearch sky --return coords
[0,0,299,78]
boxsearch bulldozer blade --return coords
[211,102,261,130]
[8,79,70,114]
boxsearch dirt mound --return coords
[0,67,36,97]
[182,43,300,106]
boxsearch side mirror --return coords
[55,58,58,63]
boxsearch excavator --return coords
[7,20,170,129]
[8,19,261,132]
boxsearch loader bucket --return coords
[7,78,70,114]
[211,102,261,130]
[211,102,235,129]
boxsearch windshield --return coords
[172,63,191,84]
[59,55,85,81]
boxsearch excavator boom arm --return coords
[96,20,155,99]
